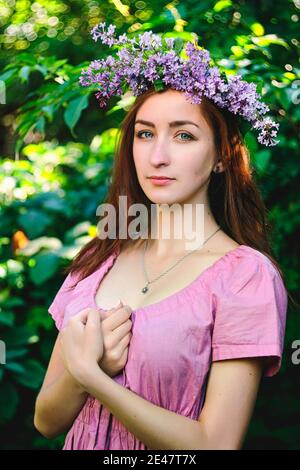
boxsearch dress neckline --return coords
[91,244,252,315]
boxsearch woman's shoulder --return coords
[225,243,282,278]
[210,242,287,302]
[208,229,281,277]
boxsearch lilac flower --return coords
[138,32,153,49]
[79,21,280,146]
[118,33,128,44]
[252,117,280,146]
[165,37,175,49]
[91,22,117,46]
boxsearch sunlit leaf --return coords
[213,0,232,12]
[64,95,89,136]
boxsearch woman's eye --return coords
[178,132,193,141]
[136,131,152,139]
[135,131,193,141]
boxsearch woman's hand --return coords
[59,308,104,388]
[98,301,133,378]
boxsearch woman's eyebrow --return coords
[134,119,200,129]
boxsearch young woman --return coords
[34,24,291,450]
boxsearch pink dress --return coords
[48,244,288,450]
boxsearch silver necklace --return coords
[141,226,221,294]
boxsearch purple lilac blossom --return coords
[80,22,280,146]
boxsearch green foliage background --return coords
[0,0,299,450]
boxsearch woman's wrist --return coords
[63,367,88,395]
[74,362,108,396]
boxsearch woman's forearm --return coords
[34,369,89,439]
[82,365,210,450]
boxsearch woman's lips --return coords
[148,177,175,185]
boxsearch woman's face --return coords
[132,89,217,205]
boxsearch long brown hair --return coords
[63,85,298,308]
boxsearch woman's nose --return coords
[149,140,171,166]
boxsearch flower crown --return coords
[79,22,280,147]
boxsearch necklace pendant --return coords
[141,285,149,294]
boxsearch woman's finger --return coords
[105,319,132,348]
[102,305,132,331]
[86,308,101,332]
[99,300,123,320]
[74,308,91,325]
[85,308,104,363]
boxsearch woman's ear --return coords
[213,160,225,174]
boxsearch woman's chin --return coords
[145,194,184,205]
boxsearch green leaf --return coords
[19,66,31,83]
[13,359,45,389]
[3,297,25,309]
[0,382,19,424]
[0,68,18,83]
[34,116,45,134]
[238,117,251,137]
[27,306,54,331]
[34,64,48,76]
[153,79,165,91]
[253,149,272,174]
[0,310,15,327]
[64,94,89,136]
[16,53,37,65]
[30,253,60,285]
[18,210,52,238]
[244,131,258,153]
[220,71,228,84]
[173,37,184,56]
[255,80,264,95]
[41,104,56,122]
[1,326,33,347]
[5,349,28,360]
[5,361,27,374]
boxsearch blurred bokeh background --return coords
[0,0,299,450]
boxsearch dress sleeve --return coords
[211,251,288,377]
[48,270,80,331]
